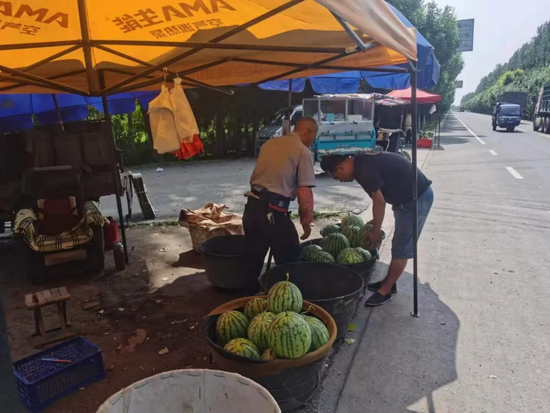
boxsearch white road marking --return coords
[505,167,524,180]
[453,113,486,145]
[517,128,525,132]
[538,133,549,138]
[489,150,498,156]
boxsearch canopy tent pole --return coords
[410,68,419,318]
[51,94,66,133]
[98,71,129,262]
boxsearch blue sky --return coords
[432,0,550,104]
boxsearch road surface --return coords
[306,111,550,413]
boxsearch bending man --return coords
[243,117,318,291]
[320,152,433,306]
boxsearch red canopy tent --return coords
[388,87,441,104]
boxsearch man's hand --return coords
[364,228,382,249]
[300,223,312,240]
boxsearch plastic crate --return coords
[13,337,105,412]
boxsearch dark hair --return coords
[320,155,351,173]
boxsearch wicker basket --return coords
[204,297,337,411]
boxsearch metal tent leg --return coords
[99,71,129,262]
[410,69,419,318]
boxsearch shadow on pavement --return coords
[439,135,470,146]
[495,130,524,134]
[335,263,459,413]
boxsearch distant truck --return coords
[532,84,550,134]
[492,102,521,132]
[496,92,528,118]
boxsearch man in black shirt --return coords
[321,152,434,307]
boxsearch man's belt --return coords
[251,189,291,213]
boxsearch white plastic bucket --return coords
[96,369,280,413]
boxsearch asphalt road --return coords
[100,157,376,220]
[304,112,550,413]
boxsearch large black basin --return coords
[200,235,248,289]
[259,262,364,339]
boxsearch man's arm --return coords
[297,187,314,240]
[370,190,386,234]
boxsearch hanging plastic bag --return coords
[148,84,180,154]
[170,77,200,144]
[170,76,204,159]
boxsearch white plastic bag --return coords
[148,85,180,154]
[170,77,199,144]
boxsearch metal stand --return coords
[98,71,129,262]
[410,69,419,318]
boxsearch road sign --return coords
[457,19,474,52]
[456,80,464,88]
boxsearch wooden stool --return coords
[25,287,74,346]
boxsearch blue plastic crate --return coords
[13,336,106,412]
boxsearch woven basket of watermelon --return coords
[259,263,363,341]
[204,288,337,412]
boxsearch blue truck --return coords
[492,102,522,132]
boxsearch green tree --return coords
[388,0,464,112]
[460,92,475,106]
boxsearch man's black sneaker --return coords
[364,292,393,307]
[367,281,398,294]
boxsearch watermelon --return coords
[307,250,336,264]
[216,311,250,347]
[267,275,303,313]
[320,224,341,237]
[301,244,323,261]
[302,315,330,352]
[248,312,276,353]
[244,297,268,320]
[355,247,373,262]
[341,214,364,228]
[268,311,312,359]
[320,233,350,258]
[261,348,276,361]
[359,224,374,236]
[337,248,364,265]
[341,225,362,248]
[224,338,261,360]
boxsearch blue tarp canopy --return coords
[259,4,441,94]
[0,92,157,134]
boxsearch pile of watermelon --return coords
[215,276,331,361]
[303,214,376,265]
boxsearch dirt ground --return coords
[1,219,335,412]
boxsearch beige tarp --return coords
[0,0,417,95]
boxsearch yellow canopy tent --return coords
[0,0,423,316]
[0,0,417,95]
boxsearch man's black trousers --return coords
[243,197,301,291]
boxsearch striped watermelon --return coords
[320,224,341,237]
[267,275,303,313]
[261,348,276,361]
[268,311,312,359]
[308,250,336,264]
[248,312,276,353]
[223,338,261,360]
[341,225,362,248]
[302,315,330,352]
[244,297,268,320]
[355,247,373,262]
[301,244,323,261]
[337,248,364,265]
[216,311,250,347]
[341,214,364,228]
[321,233,350,259]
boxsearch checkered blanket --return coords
[14,202,108,253]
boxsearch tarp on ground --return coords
[0,0,417,95]
[387,87,442,104]
[258,3,441,93]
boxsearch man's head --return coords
[294,117,318,147]
[320,155,355,182]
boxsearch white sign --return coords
[457,19,474,52]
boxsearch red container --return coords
[103,217,120,251]
[417,138,433,148]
